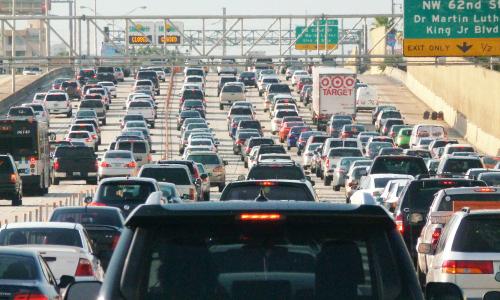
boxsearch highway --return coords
[0,69,461,225]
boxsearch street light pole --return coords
[94,0,97,56]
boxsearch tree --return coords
[373,17,391,28]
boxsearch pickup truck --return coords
[51,146,98,185]
[126,100,156,128]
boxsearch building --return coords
[0,20,47,57]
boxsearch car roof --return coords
[99,177,157,184]
[441,187,500,195]
[52,206,122,213]
[2,222,80,230]
[368,173,414,179]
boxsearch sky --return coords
[45,0,402,55]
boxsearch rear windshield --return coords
[8,108,34,116]
[480,173,500,186]
[187,77,202,83]
[140,168,191,185]
[276,111,298,118]
[231,108,252,115]
[186,154,221,165]
[45,94,66,101]
[381,111,402,119]
[124,115,144,122]
[259,147,287,155]
[97,181,155,203]
[62,82,78,88]
[239,121,260,129]
[97,67,114,73]
[27,105,44,112]
[269,85,291,93]
[0,255,37,280]
[248,166,303,180]
[81,100,103,108]
[120,220,411,299]
[371,157,427,177]
[117,142,147,153]
[448,146,475,154]
[222,184,313,201]
[184,100,203,106]
[130,102,152,108]
[54,147,94,158]
[0,228,82,247]
[50,210,122,227]
[444,159,483,173]
[263,78,279,83]
[328,148,362,157]
[223,85,243,93]
[69,132,89,139]
[183,90,203,99]
[105,152,133,159]
[181,111,201,118]
[452,217,500,252]
[438,193,500,211]
[249,139,274,147]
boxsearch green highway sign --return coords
[404,0,500,56]
[296,19,339,50]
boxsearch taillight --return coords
[442,260,493,274]
[100,161,111,168]
[326,158,330,169]
[75,258,94,277]
[92,134,97,140]
[431,227,442,247]
[239,213,282,221]
[53,159,60,171]
[245,147,251,154]
[236,139,244,145]
[88,202,106,207]
[126,161,137,168]
[395,213,404,234]
[147,154,152,162]
[9,173,17,184]
[13,293,48,300]
[111,234,120,250]
[85,138,92,142]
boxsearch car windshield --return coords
[452,217,500,252]
[222,184,313,201]
[0,228,82,247]
[480,173,500,186]
[140,168,191,185]
[187,154,221,165]
[119,221,410,299]
[97,182,155,203]
[248,166,303,180]
[0,255,37,280]
[50,210,122,227]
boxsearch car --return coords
[184,75,205,90]
[77,68,96,84]
[375,110,402,131]
[238,71,257,87]
[436,155,484,178]
[371,105,397,124]
[217,75,238,96]
[323,148,364,185]
[270,109,299,134]
[86,88,111,109]
[221,179,318,201]
[119,114,146,130]
[65,130,96,150]
[80,99,106,125]
[114,140,151,168]
[22,103,49,124]
[264,84,292,110]
[32,92,47,103]
[89,177,160,216]
[49,206,124,270]
[52,145,98,185]
[0,154,22,206]
[0,222,104,283]
[138,164,200,201]
[177,110,202,130]
[233,130,261,155]
[296,76,312,93]
[380,118,405,136]
[7,106,35,118]
[22,66,42,75]
[477,172,500,186]
[44,92,72,117]
[246,160,310,182]
[195,163,211,201]
[98,81,117,98]
[394,178,487,264]
[98,150,137,180]
[51,77,71,89]
[326,118,353,137]
[419,208,500,299]
[217,58,238,75]
[404,149,432,159]
[285,65,303,79]
[180,88,205,105]
[135,70,160,95]
[61,80,83,100]
[409,124,447,148]
[184,152,227,191]
[278,121,305,143]
[291,70,309,86]
[184,67,205,78]
[242,137,274,166]
[331,157,371,191]
[344,166,369,202]
[356,86,378,111]
[296,131,324,155]
[157,182,183,203]
[302,142,322,169]
[219,83,245,110]
[113,67,125,82]
[64,201,428,299]
[126,101,156,128]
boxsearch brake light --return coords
[245,147,251,154]
[9,173,17,184]
[258,181,276,187]
[53,159,60,171]
[85,138,92,142]
[88,202,106,207]
[126,161,137,168]
[65,138,72,142]
[147,154,152,162]
[431,227,442,247]
[474,187,497,192]
[92,134,97,140]
[236,139,244,145]
[110,234,120,250]
[395,213,404,234]
[13,293,48,300]
[75,258,94,277]
[441,181,456,185]
[239,213,282,221]
[442,260,493,274]
[100,161,111,168]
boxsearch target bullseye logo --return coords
[331,76,344,88]
[320,77,330,88]
[344,77,355,88]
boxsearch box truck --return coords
[312,67,357,130]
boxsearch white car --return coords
[126,101,156,128]
[114,67,125,82]
[217,59,238,75]
[184,75,205,90]
[98,81,117,98]
[138,164,199,201]
[302,143,323,169]
[291,70,309,86]
[65,131,97,150]
[0,222,104,283]
[32,92,46,104]
[44,92,72,117]
[98,150,137,180]
[22,66,42,75]
[270,109,299,134]
[356,86,379,111]
[22,103,50,125]
[187,138,217,152]
[219,83,245,110]
[357,174,414,199]
[421,208,500,299]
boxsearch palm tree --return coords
[374,17,391,28]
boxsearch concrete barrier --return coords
[0,67,73,113]
[383,64,500,156]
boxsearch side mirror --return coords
[64,281,102,300]
[425,282,463,300]
[237,174,245,181]
[417,243,434,255]
[58,275,75,289]
[84,196,93,205]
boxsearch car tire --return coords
[218,184,225,192]
[334,185,341,191]
[106,105,110,110]
[315,168,321,177]
[151,123,155,129]
[240,156,244,162]
[12,193,22,206]
[417,265,427,288]
[102,119,107,125]
[219,104,224,110]
[324,177,331,186]
[204,192,210,201]
[52,178,60,185]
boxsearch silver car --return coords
[185,151,227,192]
[98,150,137,180]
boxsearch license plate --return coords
[17,169,26,174]
[73,172,81,176]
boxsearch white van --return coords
[410,124,446,147]
[356,86,378,111]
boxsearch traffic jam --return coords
[0,58,498,299]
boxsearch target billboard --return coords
[312,67,357,128]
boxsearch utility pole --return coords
[94,0,97,57]
[11,0,16,93]
[222,7,226,57]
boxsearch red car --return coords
[279,121,305,143]
[296,76,313,93]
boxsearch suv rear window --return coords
[140,168,191,185]
[268,84,291,94]
[223,85,243,93]
[231,108,252,116]
[186,154,221,165]
[97,181,155,203]
[97,67,114,73]
[45,94,66,101]
[118,142,147,153]
[81,100,103,108]
[248,165,304,180]
[182,90,203,100]
[222,184,314,201]
[50,210,122,227]
[121,221,408,299]
[452,217,500,252]
[130,102,152,108]
[276,111,298,118]
[371,157,427,177]
[0,228,82,247]
[443,158,483,173]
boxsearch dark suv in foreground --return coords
[0,154,22,206]
[64,201,437,299]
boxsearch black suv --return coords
[393,178,486,263]
[217,76,238,96]
[136,71,160,95]
[0,154,22,206]
[64,202,427,299]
